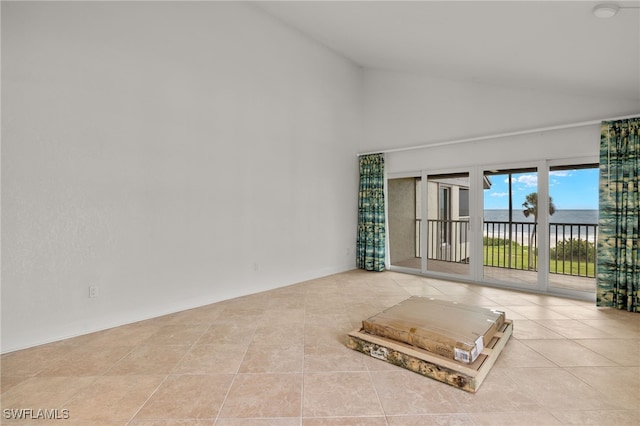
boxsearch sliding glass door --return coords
[388,170,472,279]
[482,167,539,288]
[547,163,599,294]
[388,176,422,271]
[424,171,471,278]
[388,160,597,300]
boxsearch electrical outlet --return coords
[89,286,99,298]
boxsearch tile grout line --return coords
[3,270,639,425]
[300,288,308,426]
[212,314,259,425]
[130,323,206,424]
[358,278,393,425]
[125,374,171,426]
[58,342,143,420]
[125,320,224,425]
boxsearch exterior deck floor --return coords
[393,258,595,294]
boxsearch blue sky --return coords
[484,168,599,210]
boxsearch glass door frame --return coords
[419,167,474,281]
[477,159,596,301]
[477,160,548,294]
[388,159,596,302]
[546,156,599,301]
[386,171,423,274]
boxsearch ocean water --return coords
[484,209,598,224]
[483,209,598,244]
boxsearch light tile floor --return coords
[2,270,639,425]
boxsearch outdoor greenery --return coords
[483,237,596,277]
[550,258,596,277]
[483,238,535,270]
[522,192,556,220]
[482,193,595,277]
[549,238,596,276]
[550,238,596,260]
[483,236,522,247]
[522,192,555,269]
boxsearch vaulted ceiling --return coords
[255,1,640,102]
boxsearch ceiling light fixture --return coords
[593,3,619,18]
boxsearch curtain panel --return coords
[357,153,386,272]
[597,117,640,312]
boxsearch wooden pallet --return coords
[346,320,513,393]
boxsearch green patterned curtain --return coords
[597,117,640,312]
[357,153,386,272]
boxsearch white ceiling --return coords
[254,1,640,102]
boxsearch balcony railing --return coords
[419,219,598,278]
[483,221,538,271]
[548,223,597,277]
[424,219,470,263]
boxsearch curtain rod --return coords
[357,113,640,156]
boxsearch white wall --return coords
[362,70,640,173]
[1,2,362,352]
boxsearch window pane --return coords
[548,164,598,292]
[459,188,469,217]
[483,168,538,287]
[426,172,470,277]
[388,177,421,270]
